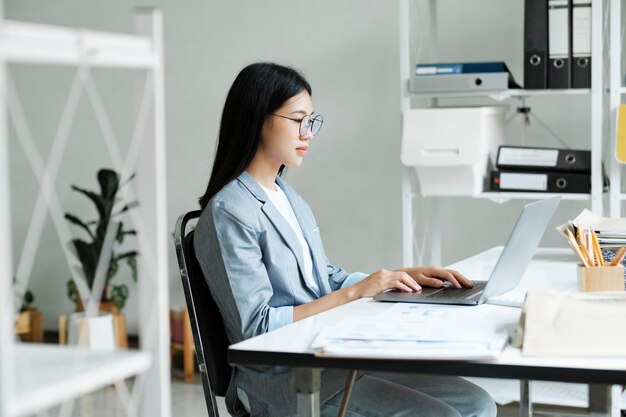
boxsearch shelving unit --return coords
[399,0,610,266]
[410,88,590,100]
[0,8,170,417]
[11,344,151,417]
[609,0,624,216]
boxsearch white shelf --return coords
[0,20,156,68]
[474,191,591,203]
[10,344,151,417]
[1,9,170,417]
[620,87,626,94]
[409,88,591,101]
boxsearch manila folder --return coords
[522,291,626,356]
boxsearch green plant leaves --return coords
[64,214,96,240]
[110,284,129,311]
[65,168,139,312]
[98,169,120,200]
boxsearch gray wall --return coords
[7,0,592,332]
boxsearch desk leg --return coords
[295,368,321,417]
[588,384,615,417]
[519,379,532,417]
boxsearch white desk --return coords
[228,248,626,417]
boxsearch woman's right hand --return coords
[354,269,422,298]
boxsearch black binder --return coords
[571,0,591,88]
[524,0,549,89]
[547,0,572,89]
[490,170,590,193]
[496,146,591,173]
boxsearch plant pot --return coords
[67,311,116,351]
[15,308,44,342]
[75,299,118,315]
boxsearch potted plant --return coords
[64,168,139,314]
[14,280,43,342]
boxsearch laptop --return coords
[374,196,561,306]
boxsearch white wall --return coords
[6,0,594,332]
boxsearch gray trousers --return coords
[320,372,497,417]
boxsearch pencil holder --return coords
[577,265,625,292]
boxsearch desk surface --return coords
[228,247,626,385]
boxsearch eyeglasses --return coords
[271,113,324,136]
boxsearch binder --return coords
[524,0,549,89]
[415,62,510,76]
[548,0,572,89]
[496,146,591,173]
[409,72,519,94]
[571,0,592,88]
[490,170,590,193]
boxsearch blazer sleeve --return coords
[197,203,293,341]
[326,259,368,291]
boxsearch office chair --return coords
[175,210,355,417]
[174,210,247,417]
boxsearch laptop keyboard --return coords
[423,281,487,300]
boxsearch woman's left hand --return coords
[397,266,473,289]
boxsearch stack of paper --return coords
[562,209,626,247]
[312,315,508,360]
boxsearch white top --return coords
[261,183,318,294]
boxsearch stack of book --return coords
[410,61,520,94]
[490,145,596,194]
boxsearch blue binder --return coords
[415,61,510,76]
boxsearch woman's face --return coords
[258,90,314,170]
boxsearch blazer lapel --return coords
[238,172,315,293]
[276,177,331,295]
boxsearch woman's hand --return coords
[353,269,422,298]
[398,266,473,289]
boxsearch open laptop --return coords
[374,196,561,306]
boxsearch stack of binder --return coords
[411,61,520,94]
[490,145,595,193]
[524,0,592,89]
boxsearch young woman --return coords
[195,62,497,417]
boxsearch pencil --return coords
[576,227,594,266]
[589,227,605,266]
[610,246,626,266]
[565,228,590,267]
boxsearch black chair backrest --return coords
[174,210,232,417]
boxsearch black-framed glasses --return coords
[271,113,324,136]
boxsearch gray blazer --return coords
[194,171,366,417]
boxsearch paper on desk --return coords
[377,303,483,320]
[321,316,496,342]
[572,209,626,231]
[311,316,508,360]
[316,333,509,359]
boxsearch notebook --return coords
[374,196,561,306]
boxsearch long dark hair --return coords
[198,62,312,209]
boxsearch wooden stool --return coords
[170,308,195,382]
